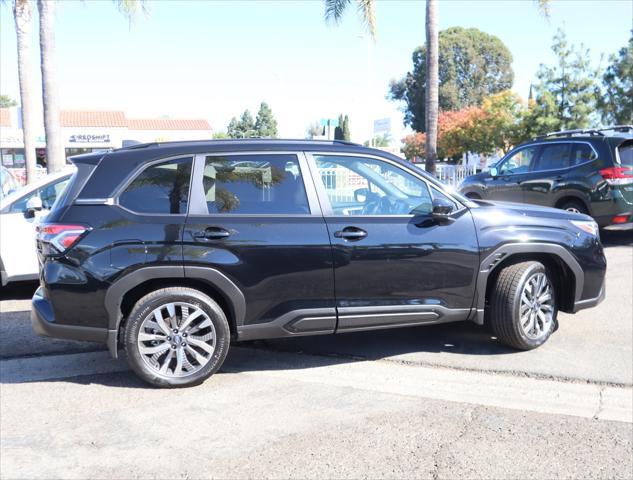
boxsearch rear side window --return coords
[571,143,597,166]
[616,142,633,166]
[202,154,309,214]
[533,143,571,171]
[119,157,193,214]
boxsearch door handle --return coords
[334,227,368,241]
[193,227,231,241]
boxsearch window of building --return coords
[202,154,309,214]
[119,157,193,214]
[1,148,25,167]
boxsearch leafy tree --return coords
[254,102,278,138]
[598,34,632,125]
[227,110,257,138]
[342,114,351,141]
[212,131,229,139]
[306,121,324,139]
[0,95,17,107]
[334,114,344,140]
[389,27,514,132]
[532,29,599,131]
[365,133,391,148]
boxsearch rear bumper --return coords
[31,287,118,356]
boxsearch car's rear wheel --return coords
[558,199,588,215]
[124,287,230,387]
[489,261,557,350]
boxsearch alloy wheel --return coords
[137,302,216,377]
[519,272,555,340]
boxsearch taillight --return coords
[37,223,90,254]
[599,166,633,185]
[612,215,630,224]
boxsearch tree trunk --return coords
[424,0,439,176]
[13,0,38,184]
[37,0,65,173]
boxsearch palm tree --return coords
[424,0,438,175]
[36,0,146,174]
[11,0,38,184]
[324,0,376,38]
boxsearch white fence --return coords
[434,164,477,187]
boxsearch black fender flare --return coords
[104,265,246,357]
[473,242,583,325]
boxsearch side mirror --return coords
[24,196,43,219]
[432,198,454,220]
[354,187,369,203]
[489,166,499,178]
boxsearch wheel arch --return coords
[105,266,245,357]
[554,194,590,214]
[474,243,582,325]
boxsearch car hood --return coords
[468,199,592,231]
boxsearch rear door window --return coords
[533,143,571,171]
[616,142,633,166]
[119,157,193,214]
[202,154,310,214]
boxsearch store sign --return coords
[68,134,111,143]
[373,118,391,136]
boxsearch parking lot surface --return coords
[1,230,631,478]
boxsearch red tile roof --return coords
[0,108,11,128]
[60,110,127,127]
[128,118,211,130]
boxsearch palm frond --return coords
[324,0,351,25]
[114,0,148,22]
[356,0,376,39]
[535,0,551,19]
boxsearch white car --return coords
[0,169,74,286]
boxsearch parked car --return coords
[0,169,73,287]
[459,127,633,230]
[0,166,19,200]
[32,140,605,387]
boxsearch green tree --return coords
[227,110,257,138]
[0,95,17,107]
[598,34,632,125]
[342,114,351,141]
[533,29,599,131]
[254,102,278,138]
[324,0,376,38]
[334,114,344,140]
[365,133,390,148]
[388,27,515,132]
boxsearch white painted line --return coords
[1,347,631,424]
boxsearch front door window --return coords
[498,146,538,175]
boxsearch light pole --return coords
[358,34,374,146]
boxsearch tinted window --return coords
[571,143,597,166]
[119,158,193,214]
[534,144,571,171]
[617,142,633,166]
[9,189,38,213]
[313,155,432,216]
[202,154,309,214]
[498,147,537,175]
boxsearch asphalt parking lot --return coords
[1,230,632,478]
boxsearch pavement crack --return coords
[431,406,478,480]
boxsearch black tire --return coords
[558,199,588,215]
[124,287,230,388]
[489,261,557,350]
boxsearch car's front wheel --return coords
[489,261,557,350]
[124,287,230,387]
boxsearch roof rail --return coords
[536,128,605,140]
[596,125,633,133]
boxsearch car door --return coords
[182,152,336,338]
[520,142,573,207]
[486,145,539,202]
[0,175,70,281]
[307,152,479,331]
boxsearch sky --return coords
[0,0,631,142]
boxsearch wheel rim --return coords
[565,206,581,214]
[137,302,216,378]
[519,272,555,340]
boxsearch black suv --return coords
[32,139,606,387]
[459,128,633,230]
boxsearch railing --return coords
[433,164,476,187]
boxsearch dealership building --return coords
[0,108,213,168]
